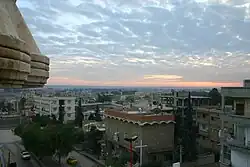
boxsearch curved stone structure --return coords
[24,53,49,87]
[0,0,50,88]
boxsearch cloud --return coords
[17,0,250,87]
[143,75,183,80]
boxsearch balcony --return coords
[226,138,250,153]
[221,113,250,126]
[221,87,250,98]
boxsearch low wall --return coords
[181,153,216,167]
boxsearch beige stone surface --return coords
[0,0,19,38]
[24,54,50,87]
[0,0,50,88]
[31,61,49,71]
[0,34,30,55]
[7,0,40,53]
[0,57,30,72]
[0,45,30,63]
[30,53,50,65]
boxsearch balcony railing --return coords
[226,138,250,152]
[221,113,250,126]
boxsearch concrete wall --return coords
[142,123,175,152]
[244,99,250,117]
[231,150,250,167]
[180,154,215,167]
[105,117,175,151]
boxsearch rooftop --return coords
[104,109,175,126]
[221,87,250,98]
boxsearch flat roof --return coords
[104,109,175,125]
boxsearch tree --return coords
[125,96,135,103]
[58,106,65,124]
[118,152,131,165]
[174,92,197,162]
[7,102,12,113]
[84,126,102,156]
[0,100,4,110]
[88,113,95,120]
[75,99,83,128]
[15,120,79,162]
[208,88,221,105]
[19,97,26,111]
[96,94,112,103]
[50,124,76,164]
[94,105,102,122]
[14,124,23,136]
[32,115,50,127]
[21,123,54,159]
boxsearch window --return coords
[202,114,206,118]
[211,116,214,121]
[152,155,157,161]
[67,106,71,110]
[67,113,71,117]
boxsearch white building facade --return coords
[220,80,250,167]
[33,96,76,123]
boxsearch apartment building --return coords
[197,107,233,155]
[161,91,228,157]
[33,96,76,123]
[104,109,175,166]
[220,80,250,167]
[161,92,211,108]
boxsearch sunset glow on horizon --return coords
[48,77,241,88]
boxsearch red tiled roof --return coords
[104,109,175,123]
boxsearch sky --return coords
[17,0,250,87]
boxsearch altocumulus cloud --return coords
[17,0,250,87]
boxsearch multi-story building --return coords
[33,96,76,123]
[104,108,175,166]
[196,106,233,156]
[220,80,250,167]
[162,91,228,159]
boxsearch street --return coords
[0,130,99,167]
[68,151,97,167]
[4,143,40,167]
[0,130,39,167]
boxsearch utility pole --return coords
[7,151,10,166]
[179,145,182,163]
[17,98,21,125]
[49,100,52,117]
[135,140,147,167]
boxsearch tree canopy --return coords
[96,94,112,103]
[208,88,221,105]
[14,115,85,163]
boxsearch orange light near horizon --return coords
[48,77,241,88]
